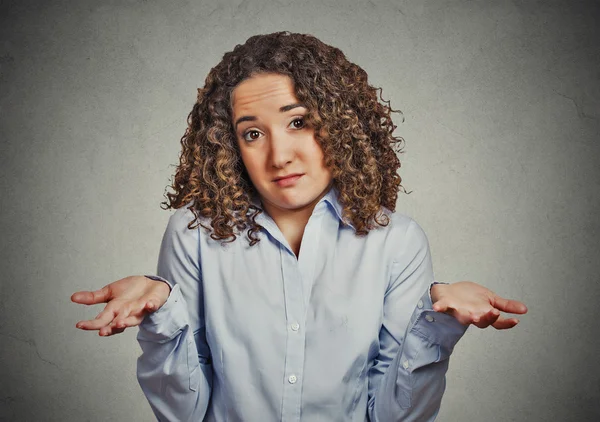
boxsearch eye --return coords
[289,117,306,130]
[242,129,262,142]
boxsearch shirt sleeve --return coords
[136,208,212,421]
[367,219,469,421]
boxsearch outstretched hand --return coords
[71,276,171,336]
[431,281,527,329]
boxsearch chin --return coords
[275,197,312,210]
[267,191,319,211]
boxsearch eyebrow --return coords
[234,103,306,130]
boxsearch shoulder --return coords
[384,210,429,243]
[160,202,210,252]
[386,210,417,230]
[165,202,209,237]
[167,203,196,229]
[382,211,430,262]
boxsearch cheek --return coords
[307,142,328,171]
[313,148,333,181]
[239,149,264,182]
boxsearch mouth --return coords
[273,173,304,182]
[273,173,304,187]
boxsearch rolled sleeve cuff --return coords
[410,284,469,359]
[138,284,188,343]
[144,274,173,291]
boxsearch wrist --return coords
[144,277,171,312]
[431,282,449,303]
[144,275,172,292]
[156,279,171,296]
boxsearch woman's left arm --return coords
[367,220,527,422]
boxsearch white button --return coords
[425,314,434,322]
[417,300,424,309]
[291,323,300,331]
[402,360,409,369]
[288,375,297,384]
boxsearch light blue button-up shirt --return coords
[137,188,468,421]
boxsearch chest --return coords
[198,222,393,356]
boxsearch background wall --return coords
[1,0,598,421]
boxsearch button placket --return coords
[280,246,306,421]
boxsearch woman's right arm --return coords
[136,208,212,421]
[71,207,212,421]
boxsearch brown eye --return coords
[243,130,262,142]
[289,117,305,129]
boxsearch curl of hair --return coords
[162,31,406,245]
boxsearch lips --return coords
[273,173,304,187]
[273,173,303,182]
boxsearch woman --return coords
[71,32,527,421]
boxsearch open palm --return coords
[71,276,171,336]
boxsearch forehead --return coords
[231,73,298,116]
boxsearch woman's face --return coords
[231,73,333,215]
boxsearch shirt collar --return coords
[250,186,353,230]
[320,187,353,228]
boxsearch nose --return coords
[269,129,294,169]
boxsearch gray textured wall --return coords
[1,0,599,421]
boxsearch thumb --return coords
[71,285,112,305]
[432,298,450,313]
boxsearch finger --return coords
[474,308,500,329]
[491,296,528,314]
[144,293,169,313]
[76,308,116,331]
[112,296,157,328]
[114,314,145,329]
[432,298,451,313]
[99,326,113,336]
[100,325,126,336]
[432,298,467,322]
[446,308,473,325]
[145,301,158,312]
[130,297,158,316]
[99,321,120,336]
[492,316,520,330]
[71,285,112,305]
[111,305,141,329]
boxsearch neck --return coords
[264,204,312,258]
[263,201,314,231]
[260,185,332,257]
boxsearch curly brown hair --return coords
[163,31,406,245]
